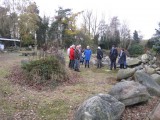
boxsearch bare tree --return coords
[91,13,99,38]
[120,21,131,49]
[82,10,93,37]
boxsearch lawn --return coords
[0,53,117,120]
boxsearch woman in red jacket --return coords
[69,45,75,69]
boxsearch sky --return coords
[34,0,160,39]
[20,0,160,39]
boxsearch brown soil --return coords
[121,96,160,120]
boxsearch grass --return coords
[37,99,69,120]
[0,53,118,119]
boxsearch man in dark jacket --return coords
[74,45,80,72]
[97,46,103,68]
[109,45,118,70]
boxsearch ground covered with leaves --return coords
[0,53,159,120]
[121,96,159,120]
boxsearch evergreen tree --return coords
[133,30,139,43]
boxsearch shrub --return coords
[128,44,144,56]
[147,37,160,55]
[22,56,68,85]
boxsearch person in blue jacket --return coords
[84,46,92,68]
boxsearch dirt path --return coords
[0,53,117,120]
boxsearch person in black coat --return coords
[118,49,126,69]
[109,45,118,70]
[97,46,103,68]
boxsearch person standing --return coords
[69,45,75,69]
[74,45,80,72]
[97,46,103,68]
[109,45,118,70]
[80,49,85,65]
[84,46,92,68]
[67,45,72,68]
[118,49,126,69]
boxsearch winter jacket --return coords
[84,49,92,60]
[109,48,118,60]
[69,48,75,60]
[97,49,103,59]
[118,51,126,64]
[74,49,80,60]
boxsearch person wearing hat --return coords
[97,46,103,68]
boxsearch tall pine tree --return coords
[133,30,139,43]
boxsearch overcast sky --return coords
[32,0,160,39]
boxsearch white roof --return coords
[0,38,20,42]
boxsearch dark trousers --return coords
[120,64,124,69]
[110,59,116,70]
[97,59,102,68]
[85,60,90,68]
[69,59,71,68]
[74,59,80,71]
[70,60,75,69]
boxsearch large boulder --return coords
[90,58,97,66]
[74,94,125,120]
[141,54,149,63]
[117,68,136,80]
[144,66,156,75]
[108,81,150,106]
[157,71,160,75]
[156,67,160,71]
[146,50,154,61]
[151,74,160,85]
[127,58,141,67]
[135,64,143,71]
[149,101,160,120]
[134,71,160,96]
[102,56,110,66]
[149,57,157,65]
[150,64,158,69]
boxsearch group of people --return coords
[67,44,126,72]
[67,45,92,72]
[109,45,127,70]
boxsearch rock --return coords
[151,74,160,85]
[149,60,156,65]
[134,71,160,96]
[117,68,136,80]
[135,65,143,71]
[108,81,150,106]
[141,54,149,63]
[151,64,158,69]
[90,58,97,66]
[127,58,141,67]
[153,57,157,62]
[144,66,156,75]
[149,101,160,120]
[102,56,110,66]
[157,71,160,75]
[146,50,156,59]
[74,94,125,120]
[156,67,160,71]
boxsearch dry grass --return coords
[0,53,117,120]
